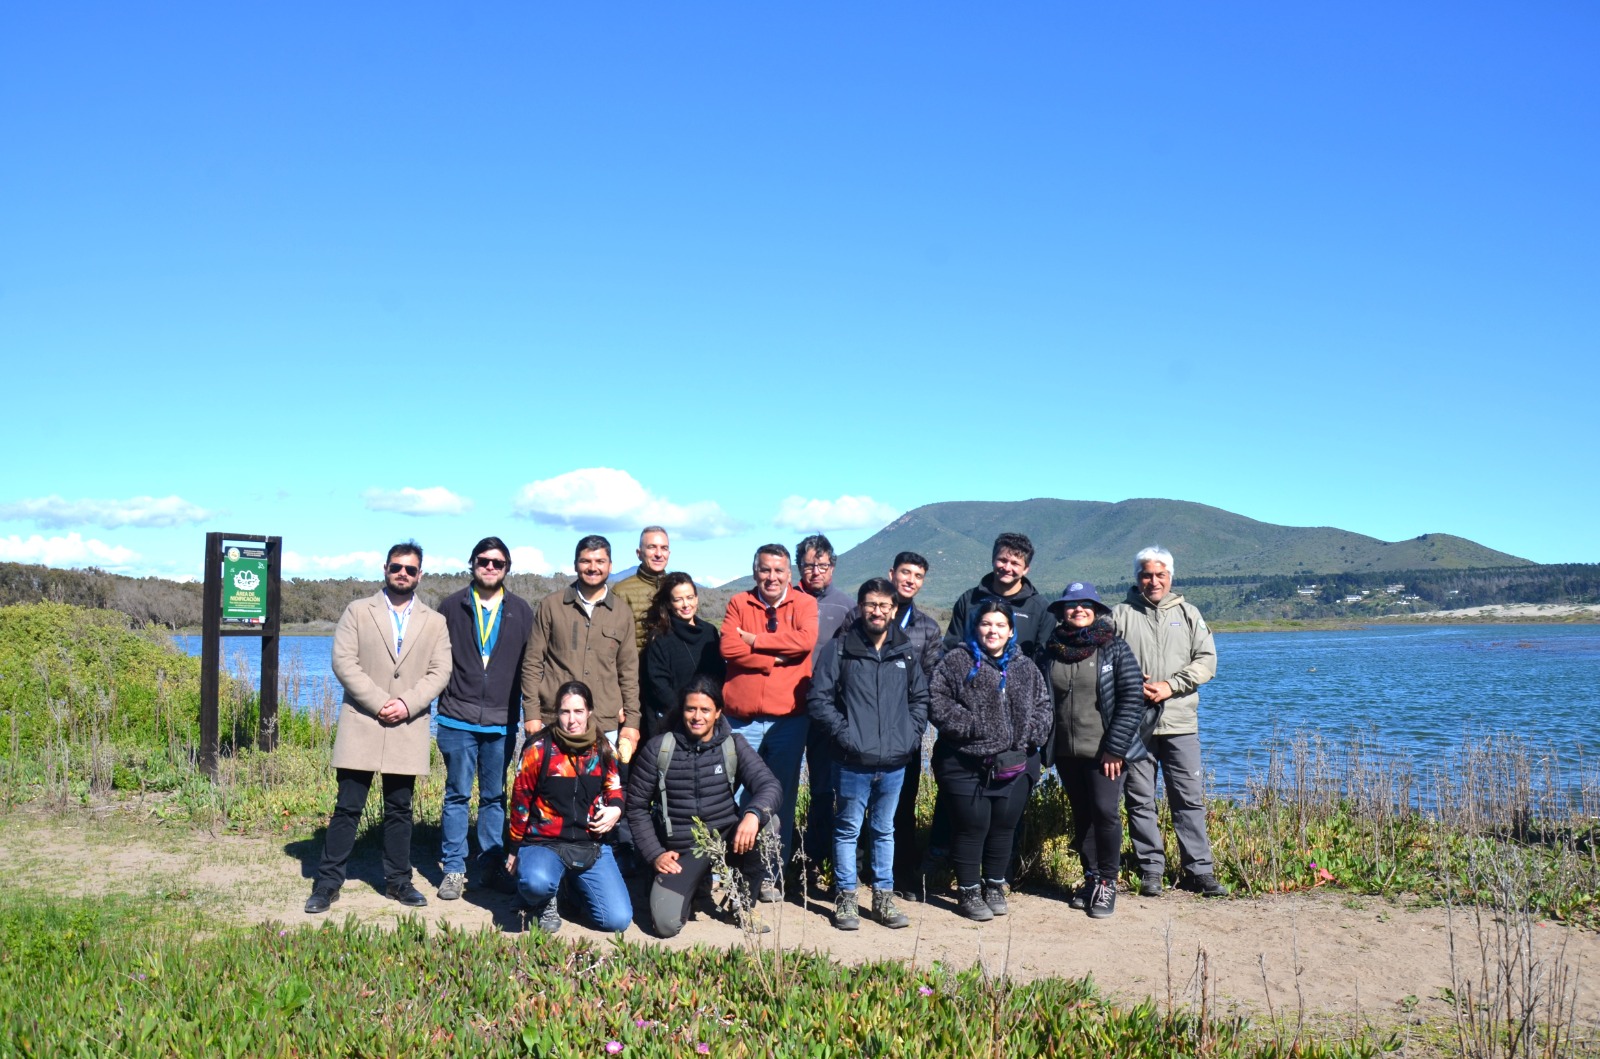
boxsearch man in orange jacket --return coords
[721,542,818,901]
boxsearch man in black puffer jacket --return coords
[808,579,929,931]
[626,675,782,937]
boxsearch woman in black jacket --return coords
[625,674,782,937]
[1042,581,1149,919]
[929,600,1053,922]
[640,573,725,741]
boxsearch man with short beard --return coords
[305,541,451,914]
[613,526,671,655]
[520,535,642,759]
[433,536,535,900]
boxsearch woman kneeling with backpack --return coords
[625,674,782,937]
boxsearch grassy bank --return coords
[3,602,1597,1056]
[1,892,1404,1058]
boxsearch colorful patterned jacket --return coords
[507,734,625,845]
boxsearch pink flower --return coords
[604,1043,623,1055]
[696,1046,710,1055]
[918,986,934,996]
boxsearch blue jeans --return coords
[833,764,905,892]
[729,713,810,877]
[514,844,633,932]
[437,725,511,874]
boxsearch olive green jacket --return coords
[1111,589,1216,737]
[611,568,664,655]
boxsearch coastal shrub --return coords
[0,602,203,752]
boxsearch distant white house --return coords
[1344,594,1364,603]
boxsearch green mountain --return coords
[830,498,1532,606]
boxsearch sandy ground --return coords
[1379,603,1600,621]
[5,810,1598,1037]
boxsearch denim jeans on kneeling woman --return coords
[514,843,633,932]
[832,763,905,893]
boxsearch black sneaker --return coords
[304,886,339,914]
[1087,878,1117,919]
[1067,876,1097,911]
[1179,872,1230,897]
[385,881,428,907]
[1139,871,1165,897]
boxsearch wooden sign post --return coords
[199,532,283,780]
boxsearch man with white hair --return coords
[1112,546,1226,898]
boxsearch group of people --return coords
[302,525,1224,936]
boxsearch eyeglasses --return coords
[387,563,419,576]
[765,605,779,633]
[801,562,833,572]
[474,557,507,570]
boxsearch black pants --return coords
[647,839,763,938]
[316,768,415,890]
[803,724,836,867]
[1059,757,1125,880]
[935,750,1031,889]
[891,758,923,891]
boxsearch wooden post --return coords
[199,532,222,780]
[259,536,283,751]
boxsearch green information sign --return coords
[221,545,269,623]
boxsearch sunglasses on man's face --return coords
[387,563,419,576]
[474,557,507,570]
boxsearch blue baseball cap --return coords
[1049,581,1108,616]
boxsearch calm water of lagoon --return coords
[176,623,1600,794]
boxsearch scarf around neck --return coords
[1046,615,1116,665]
[550,716,598,755]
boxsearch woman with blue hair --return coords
[928,600,1053,921]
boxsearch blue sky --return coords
[2,2,1596,588]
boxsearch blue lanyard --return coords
[387,595,414,654]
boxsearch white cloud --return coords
[0,533,139,568]
[282,550,383,577]
[0,494,214,529]
[512,468,741,541]
[510,545,554,574]
[363,486,473,516]
[773,494,899,532]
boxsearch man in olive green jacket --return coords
[1112,545,1226,899]
[611,526,671,654]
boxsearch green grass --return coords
[0,893,1399,1058]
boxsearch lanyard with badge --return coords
[389,595,414,655]
[472,587,501,669]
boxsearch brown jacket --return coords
[520,584,641,736]
[329,592,452,776]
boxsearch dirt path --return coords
[7,811,1597,1033]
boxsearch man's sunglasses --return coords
[474,557,508,570]
[387,563,419,576]
[765,605,779,633]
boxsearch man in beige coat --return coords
[306,541,452,914]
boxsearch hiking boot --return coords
[735,904,773,934]
[1179,872,1230,898]
[872,889,910,929]
[1139,871,1165,897]
[1067,875,1097,911]
[833,889,861,931]
[956,885,995,922]
[982,879,1009,916]
[757,881,784,904]
[385,881,428,907]
[304,886,339,914]
[437,872,467,901]
[1087,878,1117,919]
[532,898,562,934]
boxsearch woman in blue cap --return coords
[1042,582,1149,918]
